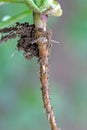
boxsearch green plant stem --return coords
[0,10,32,29]
[33,13,47,31]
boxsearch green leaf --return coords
[0,10,32,28]
[0,0,24,3]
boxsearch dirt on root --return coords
[0,23,60,130]
[0,22,52,60]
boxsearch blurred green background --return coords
[0,0,87,130]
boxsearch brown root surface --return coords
[36,29,60,130]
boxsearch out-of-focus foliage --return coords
[0,1,87,130]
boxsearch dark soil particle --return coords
[0,22,52,60]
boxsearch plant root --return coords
[0,22,60,130]
[36,28,60,130]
